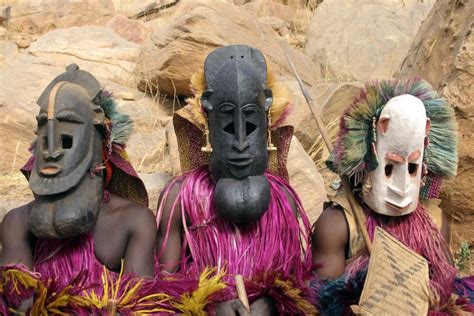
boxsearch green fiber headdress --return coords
[327,77,458,198]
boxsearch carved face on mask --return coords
[30,83,101,194]
[363,94,430,216]
[201,45,273,224]
[28,65,105,238]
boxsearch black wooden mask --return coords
[28,65,105,239]
[201,45,273,225]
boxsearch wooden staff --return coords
[107,299,117,316]
[285,53,372,253]
[235,274,250,312]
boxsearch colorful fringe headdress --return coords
[21,90,149,207]
[327,77,458,198]
[174,67,295,180]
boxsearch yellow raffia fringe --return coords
[0,267,39,295]
[31,282,91,316]
[185,64,291,132]
[274,278,318,316]
[172,267,227,315]
[81,260,173,314]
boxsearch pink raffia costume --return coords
[156,45,316,315]
[0,65,174,314]
[314,78,473,315]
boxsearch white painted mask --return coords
[363,94,430,216]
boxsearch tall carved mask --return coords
[201,45,273,225]
[363,94,430,216]
[28,64,105,238]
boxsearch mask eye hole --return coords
[223,122,235,135]
[246,122,256,135]
[61,135,73,149]
[408,163,418,176]
[385,164,393,177]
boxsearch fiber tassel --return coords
[172,267,227,315]
[0,264,40,308]
[81,260,173,314]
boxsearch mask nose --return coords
[387,165,412,197]
[231,111,250,152]
[43,149,64,161]
[43,120,64,161]
[232,135,250,152]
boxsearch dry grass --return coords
[308,117,339,167]
[0,171,32,202]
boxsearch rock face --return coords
[400,0,474,248]
[106,14,152,44]
[135,1,321,97]
[4,0,116,48]
[0,40,17,63]
[29,26,141,85]
[281,77,362,150]
[112,0,160,18]
[139,172,172,210]
[305,0,435,82]
[242,0,296,24]
[287,136,326,225]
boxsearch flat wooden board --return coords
[351,227,430,315]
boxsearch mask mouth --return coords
[385,198,412,213]
[227,157,253,167]
[40,164,62,176]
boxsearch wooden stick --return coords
[285,53,372,253]
[235,274,250,312]
[107,299,117,316]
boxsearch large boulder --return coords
[242,0,296,24]
[5,0,116,48]
[106,14,152,44]
[139,172,172,211]
[0,40,18,64]
[281,76,362,149]
[29,26,141,86]
[305,0,435,82]
[112,0,160,18]
[287,136,326,225]
[135,1,321,97]
[400,0,474,251]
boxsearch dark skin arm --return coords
[93,194,156,278]
[0,203,35,268]
[312,206,349,280]
[156,180,184,273]
[0,203,35,311]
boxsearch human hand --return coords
[10,296,34,315]
[250,296,277,316]
[215,299,250,316]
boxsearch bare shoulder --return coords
[0,202,35,266]
[107,194,156,232]
[1,202,33,235]
[312,205,349,250]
